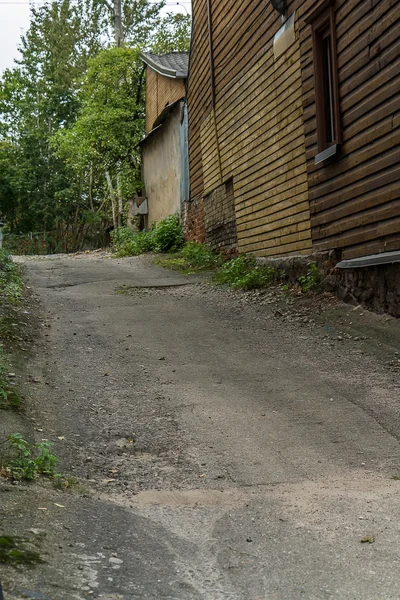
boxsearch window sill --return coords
[314,143,340,165]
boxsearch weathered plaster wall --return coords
[142,104,182,225]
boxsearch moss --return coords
[0,535,44,567]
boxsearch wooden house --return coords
[140,52,189,227]
[186,0,400,265]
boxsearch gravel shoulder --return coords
[1,253,399,600]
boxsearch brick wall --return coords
[182,195,206,243]
[204,179,238,257]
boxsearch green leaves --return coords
[4,433,59,481]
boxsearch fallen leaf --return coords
[57,436,65,441]
[361,536,375,544]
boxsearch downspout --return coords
[206,0,223,184]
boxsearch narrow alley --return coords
[1,253,400,600]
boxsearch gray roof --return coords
[140,52,189,79]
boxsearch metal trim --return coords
[336,251,400,269]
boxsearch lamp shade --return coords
[270,0,287,15]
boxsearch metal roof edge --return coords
[336,250,400,269]
[140,53,187,79]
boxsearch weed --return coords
[152,214,184,253]
[298,263,321,294]
[2,433,59,481]
[0,349,22,411]
[111,215,184,257]
[155,242,222,273]
[182,242,222,270]
[214,254,275,290]
[0,251,23,303]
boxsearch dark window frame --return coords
[305,0,341,164]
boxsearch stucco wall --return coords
[142,103,182,225]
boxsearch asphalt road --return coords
[1,254,400,600]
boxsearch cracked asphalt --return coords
[1,253,400,599]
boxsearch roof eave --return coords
[140,52,187,79]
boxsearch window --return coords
[306,0,341,164]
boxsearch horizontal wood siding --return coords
[187,0,211,198]
[298,0,400,259]
[188,0,313,257]
[145,67,186,134]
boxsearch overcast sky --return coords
[0,1,191,75]
[0,2,31,73]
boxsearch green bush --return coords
[3,433,59,481]
[111,215,184,257]
[182,242,222,270]
[298,263,321,294]
[214,254,275,290]
[0,251,23,303]
[152,214,184,253]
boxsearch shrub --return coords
[182,242,222,270]
[214,254,275,290]
[111,215,184,257]
[111,227,154,257]
[298,263,321,294]
[0,251,23,303]
[3,433,59,481]
[152,214,184,253]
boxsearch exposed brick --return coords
[182,196,206,243]
[203,179,238,257]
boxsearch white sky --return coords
[0,0,191,75]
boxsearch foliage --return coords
[214,254,275,290]
[0,350,22,411]
[152,214,184,252]
[3,433,59,481]
[0,536,43,567]
[0,251,23,303]
[0,0,103,234]
[181,242,222,270]
[112,215,184,256]
[298,263,321,294]
[111,227,154,256]
[0,0,190,246]
[150,12,192,53]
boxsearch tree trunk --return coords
[116,171,124,228]
[88,163,94,212]
[114,0,123,46]
[105,170,117,230]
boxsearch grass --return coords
[0,348,22,411]
[213,254,276,290]
[0,250,24,304]
[154,241,223,274]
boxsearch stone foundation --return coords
[258,252,400,318]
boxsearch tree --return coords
[0,0,103,233]
[95,0,164,47]
[53,47,145,228]
[150,12,192,53]
[0,0,192,246]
